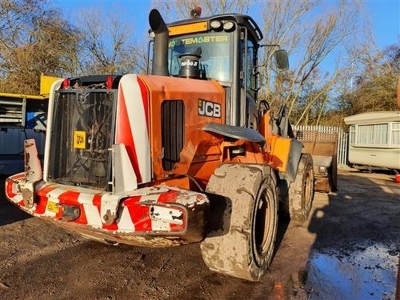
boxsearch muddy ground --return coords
[0,168,399,300]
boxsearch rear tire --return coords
[289,153,314,223]
[200,164,278,281]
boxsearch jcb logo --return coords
[198,99,221,118]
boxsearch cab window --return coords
[168,32,233,82]
[245,39,256,100]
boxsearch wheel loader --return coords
[4,8,314,281]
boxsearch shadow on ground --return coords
[0,177,31,226]
[304,170,400,299]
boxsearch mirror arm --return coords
[259,44,281,49]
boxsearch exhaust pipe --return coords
[149,9,169,76]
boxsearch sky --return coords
[48,0,399,50]
[48,0,399,81]
[365,0,399,49]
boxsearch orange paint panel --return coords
[259,110,273,139]
[173,140,221,174]
[221,141,264,164]
[137,75,225,181]
[187,160,221,189]
[267,136,292,172]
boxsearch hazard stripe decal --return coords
[116,74,151,184]
[5,169,207,235]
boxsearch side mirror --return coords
[274,49,289,71]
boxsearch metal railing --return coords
[293,125,348,166]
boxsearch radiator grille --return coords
[161,100,184,171]
[48,90,115,189]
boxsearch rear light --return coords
[62,78,70,89]
[107,76,113,89]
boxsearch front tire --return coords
[200,164,278,281]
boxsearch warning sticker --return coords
[73,131,86,149]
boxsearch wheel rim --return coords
[253,185,275,263]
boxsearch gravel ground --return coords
[0,168,399,299]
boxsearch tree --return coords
[338,37,399,116]
[0,0,79,94]
[257,0,362,126]
[74,8,140,75]
[151,0,251,19]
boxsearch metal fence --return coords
[293,125,349,166]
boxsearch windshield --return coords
[168,32,232,82]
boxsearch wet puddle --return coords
[305,244,398,299]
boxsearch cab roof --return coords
[167,13,263,42]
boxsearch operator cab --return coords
[149,8,288,128]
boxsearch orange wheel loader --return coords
[5,8,314,281]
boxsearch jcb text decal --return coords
[73,131,86,149]
[198,99,221,118]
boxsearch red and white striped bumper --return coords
[5,173,209,247]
